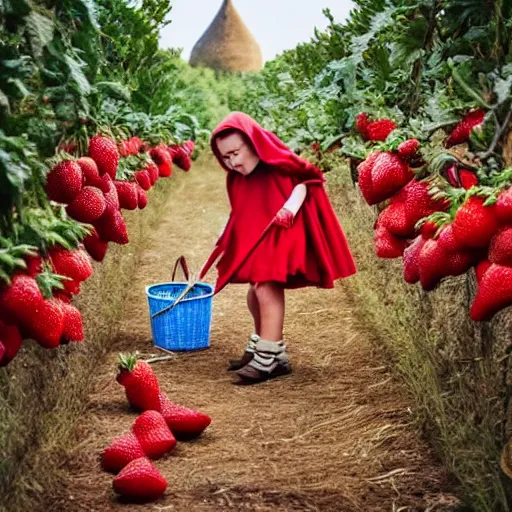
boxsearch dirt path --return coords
[51,155,460,512]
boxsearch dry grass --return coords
[0,175,176,512]
[40,154,459,512]
[322,153,512,511]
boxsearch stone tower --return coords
[189,0,263,72]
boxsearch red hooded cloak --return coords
[200,112,356,294]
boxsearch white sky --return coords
[159,0,356,63]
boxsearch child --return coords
[200,112,356,384]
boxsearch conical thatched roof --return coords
[189,0,263,72]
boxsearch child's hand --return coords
[273,208,295,229]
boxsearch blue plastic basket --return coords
[145,282,214,351]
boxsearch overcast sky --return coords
[159,0,356,63]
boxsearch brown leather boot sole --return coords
[234,361,292,384]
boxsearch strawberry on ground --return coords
[0,321,23,367]
[66,186,106,223]
[113,457,167,501]
[131,410,176,459]
[103,433,146,473]
[45,160,83,204]
[159,392,211,440]
[116,353,161,411]
[88,135,119,178]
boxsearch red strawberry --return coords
[357,151,381,205]
[418,239,446,291]
[495,187,512,224]
[94,209,129,245]
[403,236,426,284]
[437,224,461,253]
[26,298,65,349]
[83,229,108,262]
[101,174,120,213]
[173,147,192,171]
[113,457,167,501]
[45,161,83,204]
[489,227,512,266]
[116,354,161,411]
[371,152,413,203]
[446,109,486,147]
[146,164,160,185]
[0,321,23,367]
[25,255,43,277]
[88,135,119,178]
[131,410,176,459]
[378,203,415,238]
[114,181,138,210]
[66,186,106,223]
[420,221,438,239]
[392,180,448,229]
[157,161,172,178]
[137,186,148,210]
[183,140,195,155]
[134,170,151,191]
[0,274,44,324]
[397,139,420,159]
[355,113,369,136]
[365,119,397,141]
[459,170,479,190]
[470,264,512,321]
[374,225,407,259]
[475,259,492,283]
[159,393,211,440]
[58,300,84,343]
[452,197,499,249]
[149,146,171,166]
[77,157,108,192]
[49,246,93,285]
[103,433,145,473]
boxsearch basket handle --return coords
[172,255,190,282]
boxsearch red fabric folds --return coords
[202,112,356,294]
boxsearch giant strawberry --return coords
[103,433,145,473]
[77,157,108,192]
[114,181,138,211]
[452,196,499,249]
[374,224,407,259]
[489,227,512,266]
[0,274,44,324]
[45,161,83,204]
[470,264,512,321]
[66,186,106,223]
[25,298,65,349]
[116,353,161,411]
[113,457,167,501]
[131,410,176,459]
[403,236,426,284]
[158,392,211,440]
[49,246,93,288]
[88,135,119,178]
[94,209,129,245]
[83,229,108,262]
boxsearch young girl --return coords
[200,112,356,383]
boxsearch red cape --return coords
[201,112,356,294]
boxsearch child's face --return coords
[216,132,260,176]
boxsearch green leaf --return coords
[495,76,512,105]
[64,55,91,96]
[0,88,10,113]
[94,81,131,101]
[26,11,55,59]
[75,0,100,30]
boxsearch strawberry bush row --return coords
[0,1,213,368]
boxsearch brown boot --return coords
[227,334,259,371]
[235,339,291,384]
